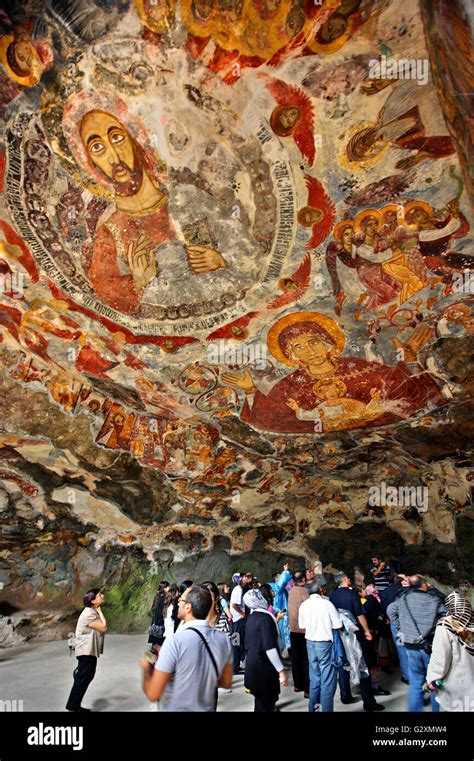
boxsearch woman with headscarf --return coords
[243,588,288,712]
[426,592,474,711]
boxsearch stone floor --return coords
[0,633,416,712]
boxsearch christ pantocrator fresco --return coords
[68,105,226,314]
[35,48,285,327]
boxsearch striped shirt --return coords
[371,563,391,591]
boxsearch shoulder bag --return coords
[402,595,435,655]
[187,626,220,710]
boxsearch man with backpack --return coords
[387,574,447,712]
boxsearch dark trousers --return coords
[254,695,277,712]
[338,666,377,709]
[66,655,97,711]
[290,632,309,692]
[231,619,246,672]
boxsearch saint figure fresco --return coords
[223,311,443,434]
[62,92,227,314]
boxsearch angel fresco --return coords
[346,81,455,171]
[0,20,53,118]
[62,91,227,315]
[297,176,336,250]
[402,200,471,279]
[325,199,471,320]
[261,74,315,165]
[325,218,402,319]
[266,253,311,310]
[222,311,443,434]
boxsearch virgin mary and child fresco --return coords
[222,312,443,434]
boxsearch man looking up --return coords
[141,585,233,711]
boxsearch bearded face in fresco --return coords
[317,13,347,43]
[298,206,323,227]
[80,111,146,197]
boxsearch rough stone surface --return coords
[0,0,472,643]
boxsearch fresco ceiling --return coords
[0,0,473,630]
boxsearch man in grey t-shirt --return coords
[141,585,233,711]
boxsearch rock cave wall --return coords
[0,0,472,644]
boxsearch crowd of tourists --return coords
[65,556,474,713]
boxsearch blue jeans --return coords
[406,649,440,712]
[306,640,337,712]
[391,624,409,682]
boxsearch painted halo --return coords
[305,12,359,55]
[0,33,42,87]
[266,310,346,368]
[354,208,383,232]
[333,219,355,243]
[380,203,404,221]
[403,200,433,224]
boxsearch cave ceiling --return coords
[0,0,473,604]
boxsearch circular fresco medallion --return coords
[5,40,299,339]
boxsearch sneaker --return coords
[373,688,391,696]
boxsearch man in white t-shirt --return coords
[230,572,252,674]
[299,581,342,713]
